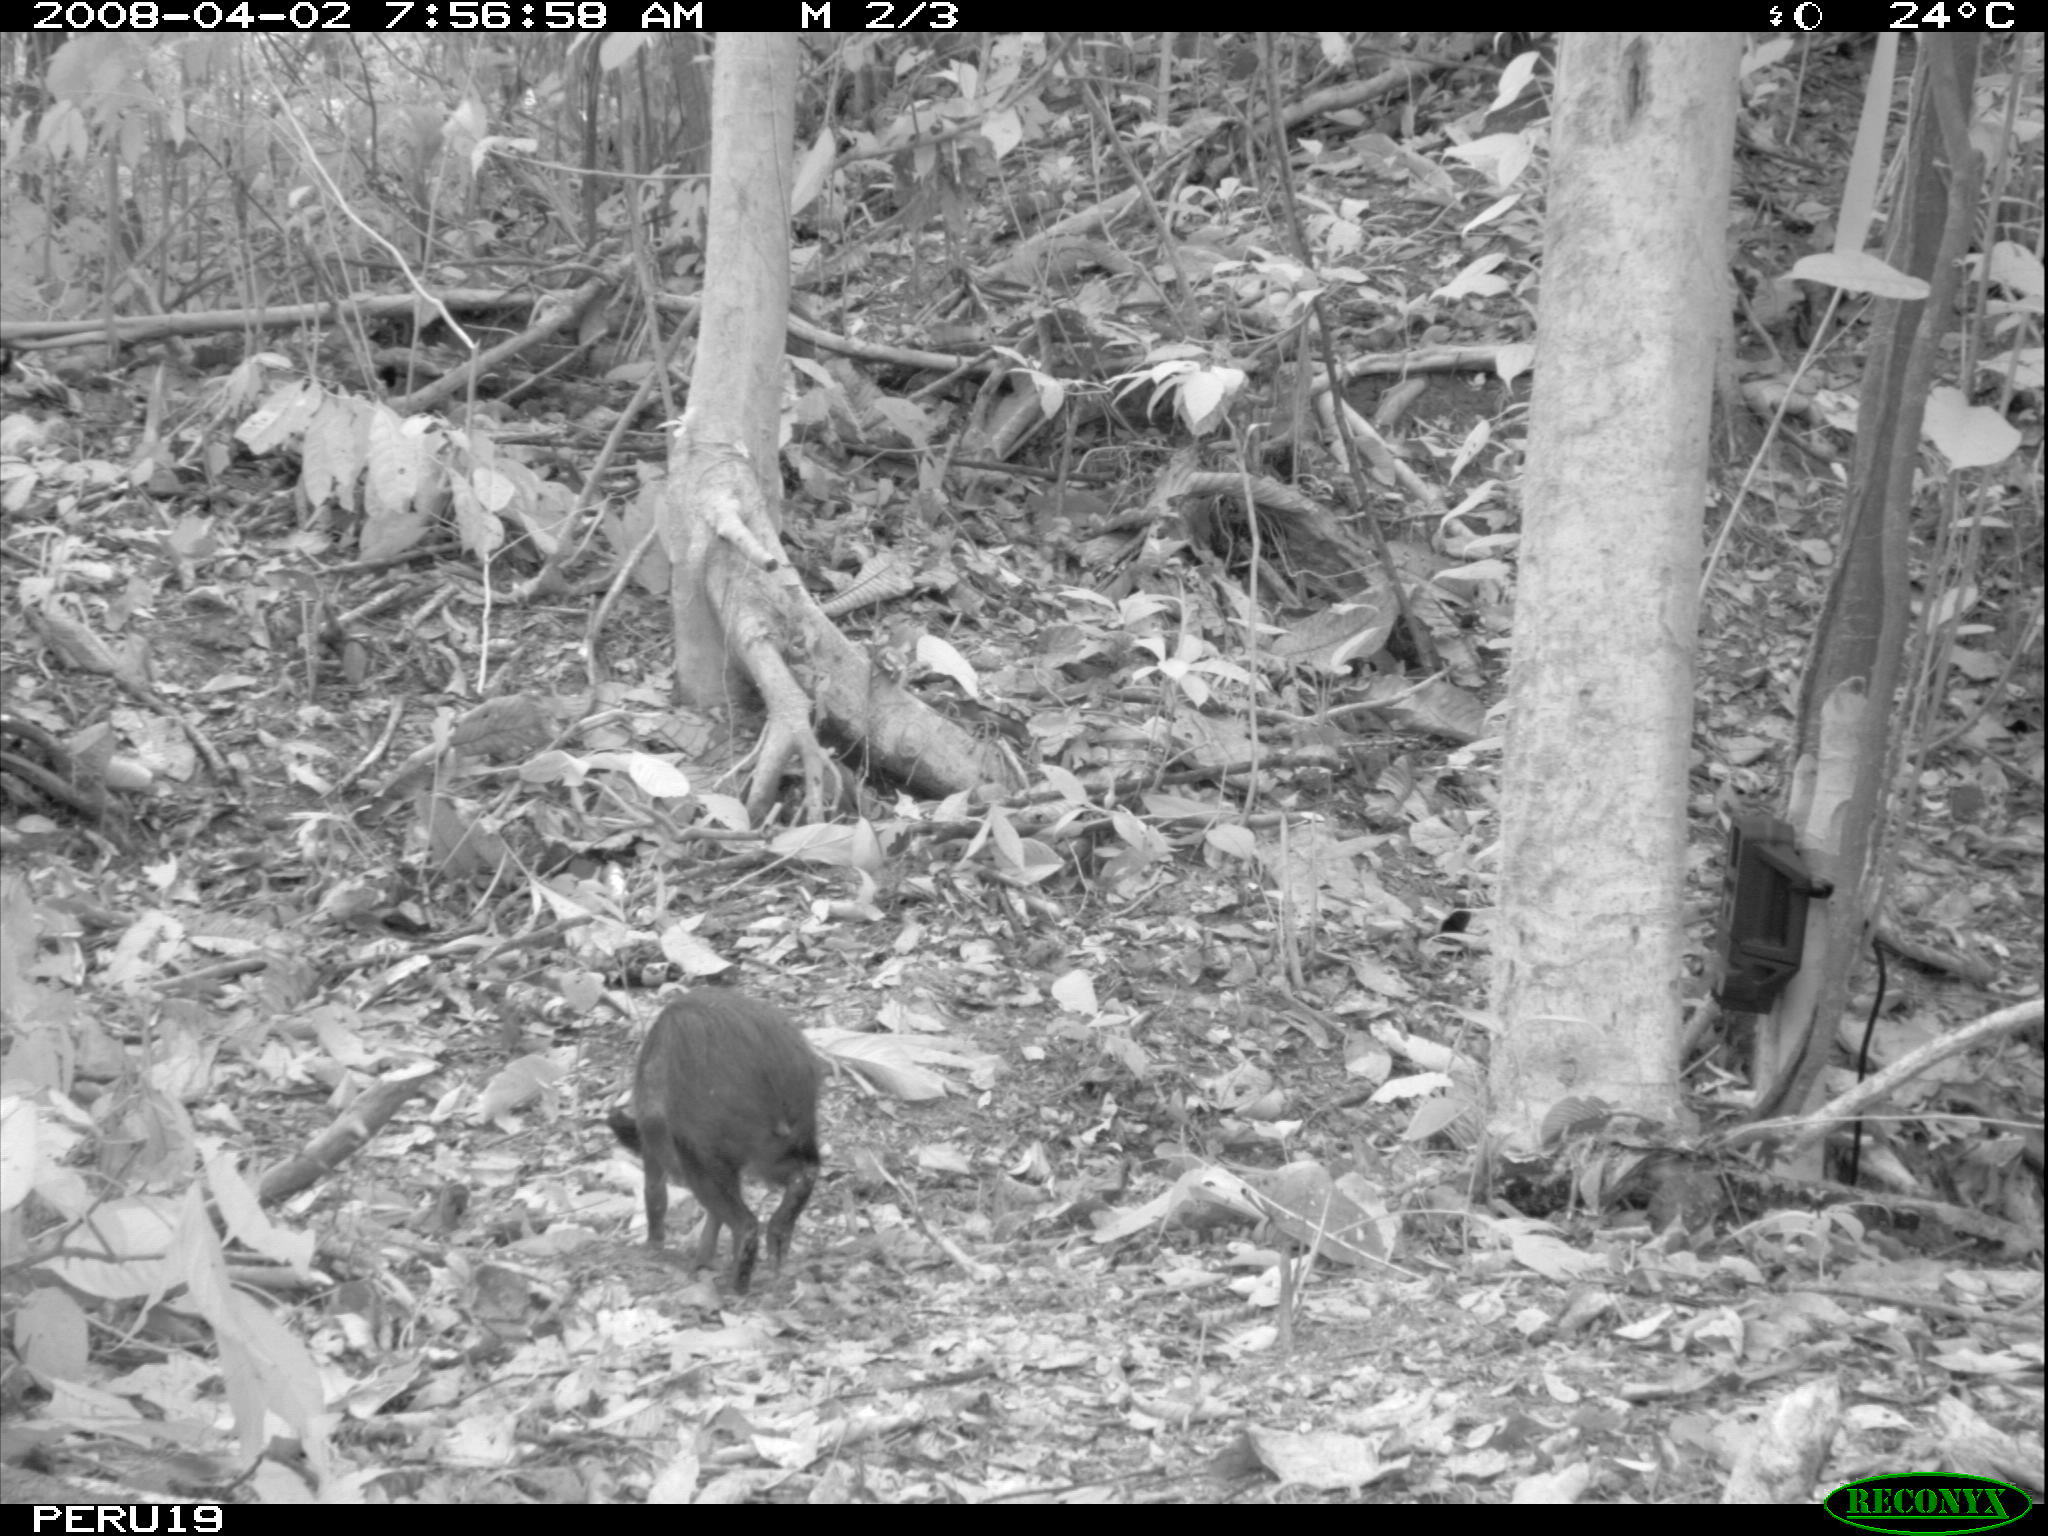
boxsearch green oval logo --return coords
[1825,1473,2033,1534]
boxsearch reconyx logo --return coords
[1825,1473,2032,1533]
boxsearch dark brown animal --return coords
[609,990,821,1294]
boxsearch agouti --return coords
[608,990,821,1295]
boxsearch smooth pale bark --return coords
[1490,35,1740,1151]
[666,35,1012,817]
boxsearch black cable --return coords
[1845,933,1889,1187]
